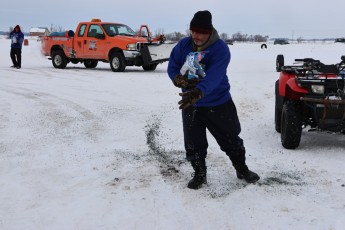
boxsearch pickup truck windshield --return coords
[102,24,136,37]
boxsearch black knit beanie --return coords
[190,10,213,34]
[14,25,21,32]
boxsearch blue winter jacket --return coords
[10,31,24,49]
[167,36,231,107]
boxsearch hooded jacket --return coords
[10,25,24,49]
[167,29,231,107]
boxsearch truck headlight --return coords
[311,85,324,94]
[127,44,137,51]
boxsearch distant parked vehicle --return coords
[224,39,234,45]
[274,39,289,45]
[335,38,345,43]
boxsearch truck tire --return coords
[281,101,302,149]
[142,63,158,71]
[84,60,98,68]
[70,59,79,64]
[110,53,126,72]
[52,50,68,69]
[276,54,284,72]
[275,80,283,133]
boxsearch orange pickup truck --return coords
[41,19,174,72]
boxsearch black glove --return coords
[173,74,200,89]
[178,88,203,110]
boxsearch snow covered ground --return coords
[1,37,345,230]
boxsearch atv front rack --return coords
[300,96,345,132]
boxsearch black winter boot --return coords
[236,170,260,183]
[230,155,260,183]
[187,159,207,189]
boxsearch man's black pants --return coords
[10,48,22,67]
[182,98,245,161]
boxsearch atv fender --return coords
[286,78,308,94]
[278,72,295,97]
[285,78,308,100]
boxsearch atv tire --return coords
[275,80,284,133]
[52,50,68,69]
[110,52,126,72]
[281,101,302,149]
[84,60,98,68]
[276,54,284,72]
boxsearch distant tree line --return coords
[50,24,65,33]
[230,32,269,42]
[158,30,269,43]
[165,32,186,41]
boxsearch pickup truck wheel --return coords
[84,60,98,68]
[52,50,68,69]
[142,63,158,71]
[281,101,302,149]
[110,53,126,72]
[70,59,79,64]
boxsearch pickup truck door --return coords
[73,24,88,58]
[84,24,107,59]
[74,24,107,59]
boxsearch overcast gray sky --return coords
[1,0,344,39]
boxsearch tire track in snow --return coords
[0,85,104,146]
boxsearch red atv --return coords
[275,55,345,149]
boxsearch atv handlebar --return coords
[294,58,320,63]
[280,55,345,75]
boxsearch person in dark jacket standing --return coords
[167,10,260,189]
[10,25,24,69]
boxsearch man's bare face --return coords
[191,31,210,47]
